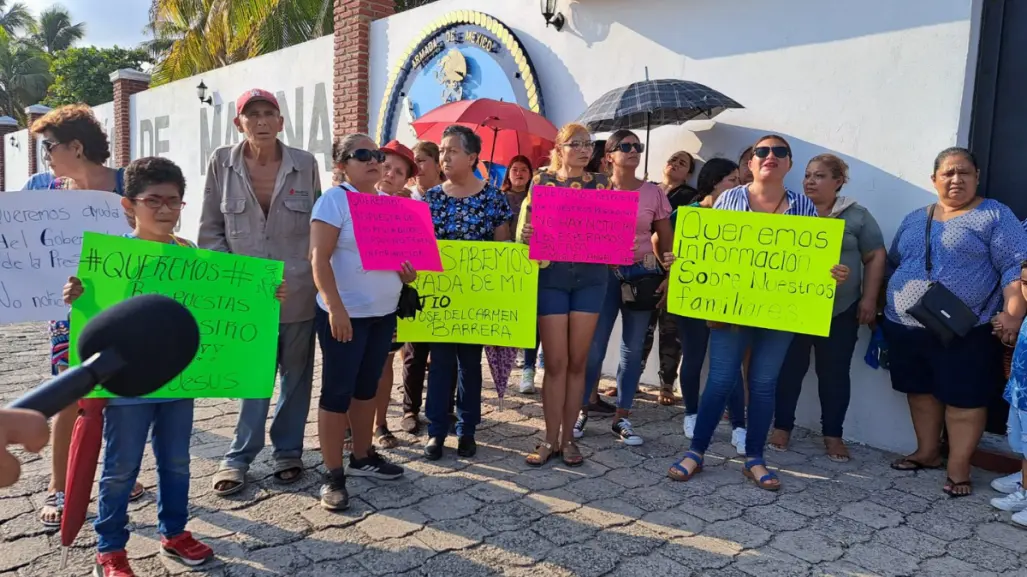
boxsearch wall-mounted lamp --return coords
[540,0,565,31]
[8,135,17,149]
[196,80,213,105]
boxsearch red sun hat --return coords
[381,140,419,178]
[236,89,280,115]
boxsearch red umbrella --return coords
[60,397,107,569]
[411,99,558,169]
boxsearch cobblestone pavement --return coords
[1,322,1026,576]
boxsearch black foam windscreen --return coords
[77,294,200,397]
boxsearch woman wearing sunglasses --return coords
[576,130,674,446]
[519,122,610,467]
[22,104,140,527]
[668,135,849,491]
[310,134,413,510]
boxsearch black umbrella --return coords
[577,76,743,176]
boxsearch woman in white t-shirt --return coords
[309,133,417,511]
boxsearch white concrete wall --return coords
[5,129,30,189]
[371,0,982,454]
[129,35,335,241]
[91,102,116,168]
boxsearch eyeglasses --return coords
[133,196,186,211]
[562,140,593,151]
[753,146,790,160]
[614,142,645,154]
[345,149,386,163]
[40,139,61,152]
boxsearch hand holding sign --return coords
[528,186,639,265]
[347,192,443,272]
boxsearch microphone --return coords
[6,294,200,417]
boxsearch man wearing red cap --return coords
[199,88,321,497]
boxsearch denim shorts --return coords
[1008,406,1027,458]
[537,262,609,316]
[314,307,396,413]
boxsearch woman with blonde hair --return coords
[519,123,609,466]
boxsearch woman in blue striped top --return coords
[668,135,849,491]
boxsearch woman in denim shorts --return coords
[519,123,609,467]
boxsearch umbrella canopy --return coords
[577,79,743,133]
[484,346,517,408]
[411,99,558,169]
[60,398,106,567]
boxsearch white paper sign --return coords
[0,190,132,324]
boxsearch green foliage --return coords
[32,5,85,54]
[0,33,50,124]
[43,46,151,107]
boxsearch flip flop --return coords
[890,457,943,471]
[273,458,304,484]
[942,477,973,498]
[129,483,146,502]
[212,467,246,496]
[38,491,64,528]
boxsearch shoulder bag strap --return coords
[924,204,936,278]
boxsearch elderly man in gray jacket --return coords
[199,88,321,496]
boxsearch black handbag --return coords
[905,204,987,346]
[397,284,422,320]
[617,267,666,311]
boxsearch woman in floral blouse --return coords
[422,125,513,461]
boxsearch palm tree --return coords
[0,32,51,125]
[147,0,439,85]
[0,0,33,36]
[32,4,85,55]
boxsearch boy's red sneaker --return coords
[93,551,136,577]
[161,531,214,566]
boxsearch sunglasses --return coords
[133,196,186,211]
[614,142,645,154]
[562,140,593,151]
[345,149,386,163]
[40,139,61,153]
[753,146,790,160]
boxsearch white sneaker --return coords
[684,414,697,439]
[991,487,1027,512]
[1012,509,1027,528]
[731,428,747,456]
[518,369,536,394]
[991,472,1024,494]
[613,418,643,446]
[515,350,525,369]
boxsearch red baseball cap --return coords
[381,140,419,178]
[236,89,280,115]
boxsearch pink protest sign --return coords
[347,192,443,272]
[528,185,639,265]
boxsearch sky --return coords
[21,0,150,48]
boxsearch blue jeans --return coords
[221,319,315,472]
[775,302,860,438]
[690,326,793,459]
[584,265,659,411]
[524,329,541,369]
[96,400,194,553]
[427,344,483,439]
[675,315,745,428]
[1009,406,1027,458]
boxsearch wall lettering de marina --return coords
[667,208,844,337]
[70,232,284,399]
[0,191,131,324]
[397,240,538,348]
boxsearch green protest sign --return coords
[70,232,284,398]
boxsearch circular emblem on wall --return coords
[375,10,545,146]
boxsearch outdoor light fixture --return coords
[8,135,17,149]
[540,0,565,31]
[196,80,213,105]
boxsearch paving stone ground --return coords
[1,321,1025,576]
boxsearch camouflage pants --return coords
[641,309,681,391]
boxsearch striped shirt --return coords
[712,185,818,217]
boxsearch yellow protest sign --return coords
[667,207,844,336]
[397,240,538,348]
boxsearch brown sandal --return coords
[658,389,676,406]
[561,441,584,467]
[526,442,558,467]
[767,428,790,452]
[824,437,850,462]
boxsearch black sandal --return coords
[942,477,973,498]
[890,457,943,471]
[375,426,400,449]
